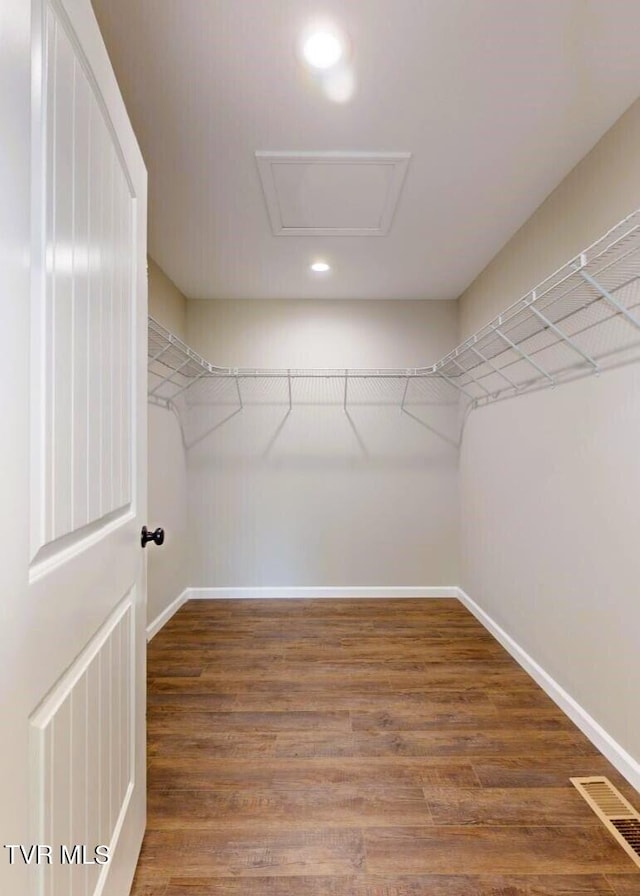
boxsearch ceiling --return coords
[91,0,640,301]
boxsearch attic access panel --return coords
[255,150,411,236]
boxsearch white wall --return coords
[186,299,460,588]
[147,258,189,627]
[459,98,640,768]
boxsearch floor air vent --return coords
[571,776,640,869]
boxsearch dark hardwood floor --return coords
[131,598,639,895]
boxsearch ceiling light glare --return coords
[323,65,356,103]
[311,261,330,272]
[302,30,343,69]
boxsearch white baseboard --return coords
[188,586,458,600]
[146,588,189,641]
[456,587,640,794]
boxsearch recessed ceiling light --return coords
[302,30,343,70]
[311,261,330,272]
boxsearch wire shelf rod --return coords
[490,324,556,385]
[579,267,640,331]
[150,341,175,364]
[148,355,195,397]
[400,376,411,411]
[462,289,640,389]
[449,356,491,396]
[169,368,210,400]
[147,210,640,416]
[468,343,521,391]
[437,370,476,399]
[527,295,600,371]
[432,216,640,374]
[444,274,638,384]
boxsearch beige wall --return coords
[147,257,189,628]
[186,299,460,588]
[148,256,187,338]
[459,98,640,769]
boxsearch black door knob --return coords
[141,526,165,548]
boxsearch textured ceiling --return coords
[92,0,640,300]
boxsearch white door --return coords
[0,1,147,894]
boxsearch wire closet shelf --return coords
[149,209,640,425]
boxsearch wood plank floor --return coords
[131,598,639,895]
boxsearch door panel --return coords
[30,596,134,896]
[32,0,134,564]
[0,1,147,894]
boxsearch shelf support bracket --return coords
[149,341,174,363]
[491,325,556,384]
[450,356,491,396]
[579,269,640,331]
[169,368,209,400]
[344,369,349,411]
[469,344,520,391]
[235,373,243,409]
[148,356,193,397]
[400,375,410,411]
[528,300,600,370]
[287,370,292,412]
[437,370,476,400]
